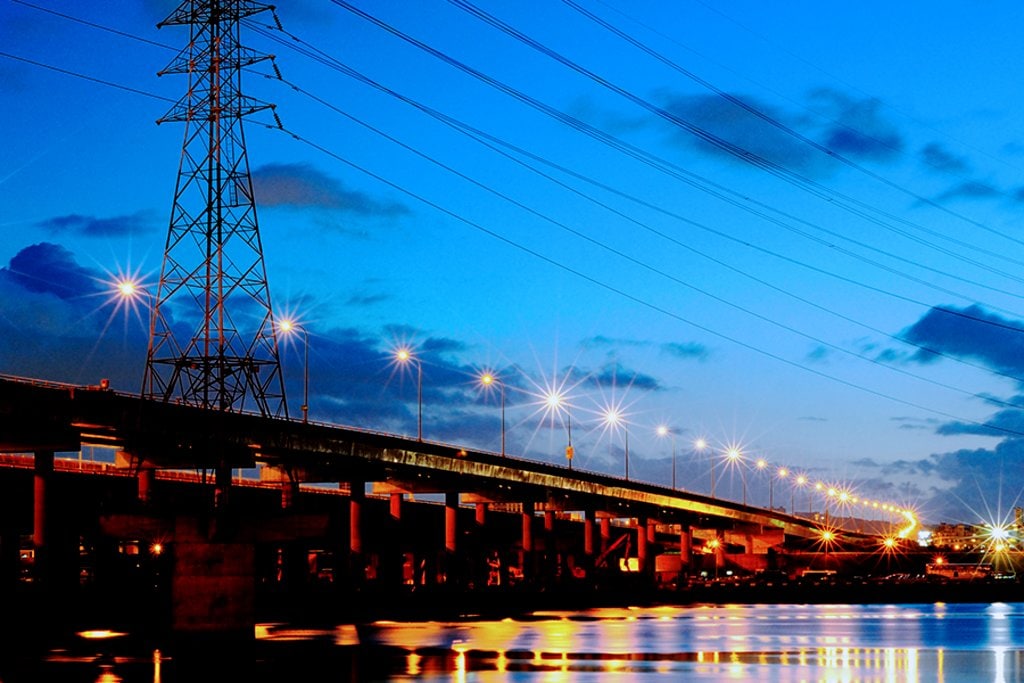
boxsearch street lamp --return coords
[604,409,629,480]
[395,347,422,441]
[657,425,676,490]
[279,319,310,423]
[726,448,746,505]
[479,372,505,457]
[544,390,574,469]
[796,475,808,515]
[694,438,711,497]
[755,458,773,510]
[777,467,792,512]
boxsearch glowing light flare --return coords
[694,438,708,451]
[656,425,669,437]
[116,279,139,298]
[603,408,622,425]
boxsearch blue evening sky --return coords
[3,0,1024,525]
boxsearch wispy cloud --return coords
[899,304,1024,377]
[252,162,409,216]
[35,212,153,238]
[920,142,970,173]
[661,341,709,361]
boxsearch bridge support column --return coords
[600,517,611,553]
[349,481,364,583]
[137,462,156,504]
[387,493,404,587]
[475,502,487,527]
[714,533,725,577]
[444,492,459,586]
[584,509,595,557]
[214,461,231,510]
[445,493,458,554]
[521,501,534,581]
[636,517,648,574]
[280,476,300,509]
[33,450,53,583]
[679,526,693,574]
[170,516,255,640]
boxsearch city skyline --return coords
[3,1,1024,524]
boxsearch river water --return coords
[3,602,1024,682]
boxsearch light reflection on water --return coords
[4,603,1024,681]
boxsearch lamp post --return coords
[695,438,711,497]
[726,448,746,505]
[395,347,422,441]
[657,425,676,490]
[480,372,505,456]
[778,468,790,512]
[755,458,774,510]
[545,391,573,469]
[796,475,808,515]
[279,320,310,423]
[604,409,628,480]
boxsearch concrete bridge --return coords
[0,374,888,639]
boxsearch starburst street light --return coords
[725,447,746,505]
[112,277,153,317]
[778,467,790,512]
[603,408,629,480]
[755,458,775,510]
[694,438,711,497]
[394,346,423,441]
[543,390,574,469]
[657,425,677,490]
[279,319,310,424]
[479,371,506,457]
[796,475,809,515]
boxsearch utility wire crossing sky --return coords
[3,0,1024,525]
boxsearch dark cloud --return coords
[655,88,903,175]
[936,407,1024,438]
[934,181,999,203]
[587,363,662,392]
[658,92,818,171]
[805,345,830,363]
[0,244,146,387]
[797,415,827,422]
[0,242,104,300]
[807,88,903,161]
[346,292,390,307]
[899,304,1024,377]
[661,341,709,361]
[251,162,408,216]
[921,443,1024,522]
[850,457,880,468]
[919,142,969,173]
[36,212,153,238]
[582,335,649,350]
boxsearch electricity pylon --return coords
[144,0,287,417]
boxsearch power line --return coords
[244,24,1024,393]
[273,122,1024,441]
[0,50,174,102]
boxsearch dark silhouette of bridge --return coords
[0,373,909,639]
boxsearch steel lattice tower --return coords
[144,0,287,417]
